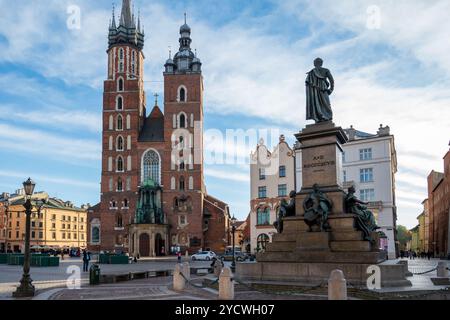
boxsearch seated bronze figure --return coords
[302,184,332,232]
[345,186,380,242]
[274,190,296,234]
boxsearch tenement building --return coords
[0,189,87,253]
[427,145,450,258]
[249,125,398,259]
[249,135,295,253]
[88,0,231,256]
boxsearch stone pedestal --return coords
[295,121,347,214]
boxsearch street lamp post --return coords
[2,199,9,253]
[13,178,36,298]
[231,216,237,272]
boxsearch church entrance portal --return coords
[139,233,150,257]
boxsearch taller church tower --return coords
[162,17,206,252]
[96,0,146,252]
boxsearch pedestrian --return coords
[82,249,90,272]
[61,250,65,260]
[177,251,182,263]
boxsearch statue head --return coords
[314,57,323,67]
[312,183,320,191]
[289,190,296,198]
[348,186,356,194]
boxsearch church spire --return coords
[110,4,117,29]
[120,0,133,28]
[108,0,144,50]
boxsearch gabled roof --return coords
[138,106,164,142]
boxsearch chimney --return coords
[377,124,390,136]
[347,125,356,141]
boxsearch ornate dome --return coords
[180,23,191,34]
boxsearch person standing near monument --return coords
[305,58,334,123]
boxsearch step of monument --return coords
[283,219,310,232]
[272,233,297,242]
[328,216,356,230]
[265,241,296,252]
[331,231,363,241]
[330,240,371,252]
[257,250,384,264]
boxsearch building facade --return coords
[88,0,230,256]
[427,147,450,258]
[0,190,87,253]
[417,211,425,253]
[249,135,295,253]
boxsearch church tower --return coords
[162,16,206,253]
[97,0,146,252]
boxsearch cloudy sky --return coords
[0,0,449,229]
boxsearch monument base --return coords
[237,215,411,288]
[236,261,411,288]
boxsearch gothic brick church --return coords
[87,0,232,256]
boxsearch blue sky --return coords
[0,0,449,229]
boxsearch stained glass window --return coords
[143,150,160,183]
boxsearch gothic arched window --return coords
[142,149,160,184]
[179,114,186,128]
[117,115,123,130]
[117,177,123,191]
[118,78,124,92]
[116,213,123,228]
[179,176,185,191]
[117,156,124,172]
[92,226,100,243]
[117,96,123,110]
[117,136,124,151]
[178,86,187,102]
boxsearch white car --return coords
[191,251,216,261]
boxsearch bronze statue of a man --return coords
[305,58,334,123]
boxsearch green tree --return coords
[396,225,412,250]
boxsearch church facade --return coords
[88,0,232,256]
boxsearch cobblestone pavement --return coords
[375,258,449,293]
[36,276,329,300]
[0,257,211,300]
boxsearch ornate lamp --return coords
[23,178,36,198]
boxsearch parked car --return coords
[191,251,217,261]
[220,251,248,262]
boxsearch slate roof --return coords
[138,106,164,142]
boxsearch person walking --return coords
[177,251,182,263]
[82,249,91,272]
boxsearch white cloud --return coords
[0,123,101,162]
[0,170,98,189]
